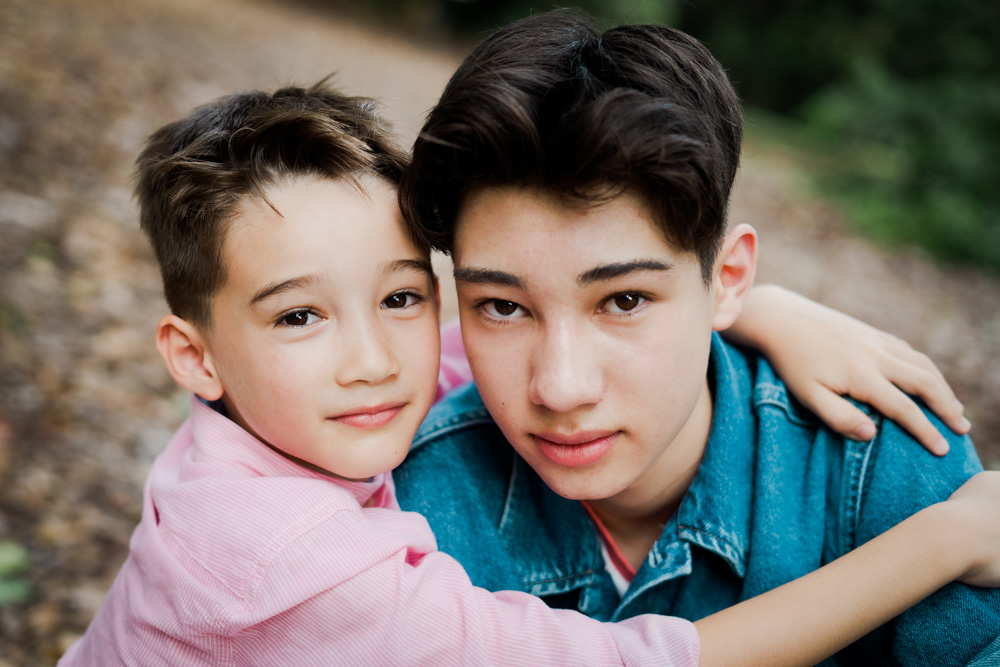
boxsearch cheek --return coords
[414,324,445,398]
[465,335,521,406]
[387,315,443,398]
[233,346,314,412]
[612,321,711,402]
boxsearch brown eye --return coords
[383,294,407,309]
[481,299,525,319]
[279,310,318,327]
[614,294,640,311]
[381,291,422,309]
[493,300,518,316]
[605,293,647,314]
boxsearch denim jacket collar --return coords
[497,456,605,595]
[672,334,758,579]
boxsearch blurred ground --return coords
[0,0,997,663]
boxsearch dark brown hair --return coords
[136,81,410,327]
[399,9,743,280]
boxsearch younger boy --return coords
[60,82,1000,666]
[395,9,1000,665]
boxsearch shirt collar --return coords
[188,396,389,509]
[673,333,757,578]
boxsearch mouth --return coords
[532,430,619,467]
[329,403,406,430]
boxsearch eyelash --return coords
[600,292,652,315]
[474,298,526,321]
[274,289,428,327]
[381,289,427,310]
[472,291,653,323]
[274,308,321,328]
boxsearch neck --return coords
[586,380,713,571]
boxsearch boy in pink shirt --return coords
[60,82,1000,666]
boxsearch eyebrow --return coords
[453,267,524,289]
[578,260,672,285]
[248,258,433,307]
[249,274,321,306]
[453,259,672,290]
[381,258,434,278]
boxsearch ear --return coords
[155,314,224,401]
[711,223,758,331]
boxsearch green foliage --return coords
[0,540,33,606]
[306,0,677,37]
[675,0,1000,271]
[433,0,677,34]
[0,301,29,338]
[801,61,1000,268]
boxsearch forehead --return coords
[241,173,408,237]
[453,186,690,268]
[219,175,425,291]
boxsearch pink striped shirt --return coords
[60,329,699,666]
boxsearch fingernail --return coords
[853,423,876,441]
[934,437,950,456]
[957,416,971,433]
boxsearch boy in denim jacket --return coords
[394,10,1000,665]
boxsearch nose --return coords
[527,320,603,412]
[334,316,399,386]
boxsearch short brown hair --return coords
[136,81,409,327]
[400,9,743,280]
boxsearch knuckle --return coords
[911,350,936,370]
[877,330,909,350]
[846,356,874,380]
[881,393,918,422]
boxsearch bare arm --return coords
[724,284,970,455]
[694,471,1000,666]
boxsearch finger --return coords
[881,340,951,389]
[876,354,970,435]
[854,378,951,456]
[872,329,913,354]
[795,384,877,442]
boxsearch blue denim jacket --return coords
[395,334,1000,665]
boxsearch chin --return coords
[535,468,629,502]
[384,452,410,473]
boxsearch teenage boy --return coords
[393,10,1000,664]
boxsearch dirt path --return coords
[0,0,997,663]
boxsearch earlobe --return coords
[711,223,758,331]
[156,314,224,401]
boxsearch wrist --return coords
[912,501,976,583]
[725,284,789,351]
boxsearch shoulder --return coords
[714,335,983,529]
[856,409,982,536]
[151,455,363,604]
[738,338,981,530]
[710,334,822,432]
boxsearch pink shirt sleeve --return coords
[233,507,701,666]
[435,318,473,402]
